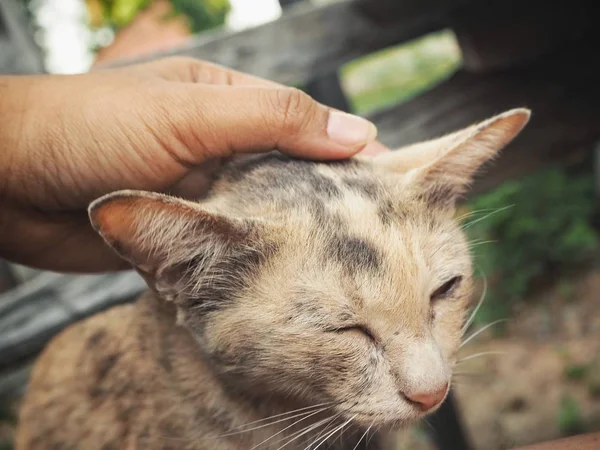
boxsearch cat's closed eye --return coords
[335,325,377,343]
[430,276,462,301]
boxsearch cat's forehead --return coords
[210,152,467,276]
[212,152,448,227]
[213,152,399,218]
[215,152,375,200]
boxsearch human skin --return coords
[0,57,387,273]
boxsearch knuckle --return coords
[270,88,316,134]
[160,56,208,82]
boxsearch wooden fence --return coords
[1,0,600,448]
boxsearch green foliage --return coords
[170,0,230,33]
[93,0,230,32]
[465,167,599,324]
[564,363,589,381]
[557,396,585,436]
[341,30,461,115]
[557,280,575,301]
[94,0,151,27]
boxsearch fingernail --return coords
[327,111,378,149]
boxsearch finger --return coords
[136,56,282,88]
[163,84,379,161]
[141,58,391,157]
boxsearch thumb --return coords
[166,84,379,161]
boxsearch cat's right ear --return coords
[372,108,530,207]
[88,190,265,300]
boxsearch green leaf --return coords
[557,396,585,436]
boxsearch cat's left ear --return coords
[88,190,272,303]
[373,108,530,207]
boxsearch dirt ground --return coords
[2,268,599,450]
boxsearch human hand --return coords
[0,57,387,272]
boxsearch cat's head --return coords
[89,108,529,427]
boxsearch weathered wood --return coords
[279,0,351,112]
[450,0,598,72]
[0,271,147,374]
[107,0,443,86]
[304,73,351,111]
[0,0,44,74]
[369,35,600,196]
[0,260,17,295]
[354,0,471,26]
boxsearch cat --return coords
[16,108,530,450]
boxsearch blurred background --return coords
[1,0,599,449]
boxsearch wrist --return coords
[0,76,38,200]
[0,76,39,264]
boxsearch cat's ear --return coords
[373,108,530,207]
[89,190,264,301]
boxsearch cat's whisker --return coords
[461,204,514,230]
[468,239,497,249]
[461,269,488,336]
[460,318,507,348]
[352,424,373,450]
[455,208,499,223]
[306,412,344,448]
[226,401,335,432]
[218,406,330,438]
[365,421,378,447]
[307,415,356,450]
[248,407,329,450]
[422,418,437,437]
[273,416,335,450]
[456,350,506,364]
[453,371,486,377]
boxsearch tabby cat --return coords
[16,108,530,449]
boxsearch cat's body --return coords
[16,109,530,450]
[18,293,382,449]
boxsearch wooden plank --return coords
[106,0,444,86]
[450,0,597,72]
[0,271,147,374]
[354,0,472,26]
[278,0,351,112]
[0,260,17,295]
[368,34,600,196]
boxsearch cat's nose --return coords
[404,382,449,411]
